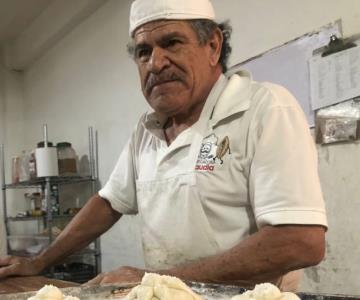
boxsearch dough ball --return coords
[125,273,202,300]
[142,273,163,287]
[27,284,79,300]
[137,285,155,300]
[252,283,282,300]
[126,285,140,300]
[231,290,254,300]
[154,284,194,300]
[28,285,64,300]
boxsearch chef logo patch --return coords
[195,134,230,171]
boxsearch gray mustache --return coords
[146,72,182,92]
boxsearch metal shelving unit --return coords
[4,175,94,189]
[0,127,101,283]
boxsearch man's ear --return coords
[208,27,223,67]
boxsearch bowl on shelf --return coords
[26,236,50,254]
[7,235,37,252]
[7,235,50,254]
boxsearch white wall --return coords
[0,63,5,147]
[309,145,360,295]
[2,0,360,295]
[212,0,360,65]
[0,61,27,256]
[3,70,25,159]
[0,66,5,144]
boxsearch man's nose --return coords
[147,47,170,73]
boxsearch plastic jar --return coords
[29,150,37,180]
[11,156,21,183]
[56,142,77,176]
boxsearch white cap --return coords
[129,0,216,36]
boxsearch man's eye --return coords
[135,48,151,60]
[165,39,181,48]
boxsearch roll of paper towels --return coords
[35,147,59,177]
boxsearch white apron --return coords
[135,78,227,270]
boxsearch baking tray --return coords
[2,282,360,300]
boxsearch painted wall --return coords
[0,65,5,143]
[211,0,360,66]
[0,61,28,256]
[2,0,360,295]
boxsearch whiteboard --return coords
[228,22,341,127]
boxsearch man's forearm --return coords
[163,225,325,287]
[35,194,121,269]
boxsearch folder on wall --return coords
[309,34,360,110]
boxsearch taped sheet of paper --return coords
[309,45,360,110]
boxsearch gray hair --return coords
[188,19,232,73]
[127,20,232,72]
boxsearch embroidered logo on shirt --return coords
[195,134,231,171]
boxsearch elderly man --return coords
[0,0,327,291]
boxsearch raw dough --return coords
[252,283,282,300]
[231,283,300,300]
[231,291,253,300]
[27,284,80,300]
[126,273,203,300]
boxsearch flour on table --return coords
[231,283,300,300]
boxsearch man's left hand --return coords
[85,266,145,285]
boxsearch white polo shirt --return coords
[99,71,327,275]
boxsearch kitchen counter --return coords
[0,276,78,294]
[1,278,359,300]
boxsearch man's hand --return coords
[0,195,122,282]
[85,266,145,285]
[0,256,45,279]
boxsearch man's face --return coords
[133,20,219,117]
[200,143,212,158]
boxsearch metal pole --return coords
[95,130,99,180]
[89,127,101,273]
[45,178,52,242]
[88,127,94,179]
[1,144,9,240]
[0,144,4,185]
[45,177,54,276]
[43,124,48,147]
[95,234,102,274]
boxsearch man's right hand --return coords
[0,256,45,279]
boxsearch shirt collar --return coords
[210,69,252,127]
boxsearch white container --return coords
[35,147,59,177]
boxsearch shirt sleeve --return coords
[98,136,138,215]
[249,84,327,228]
